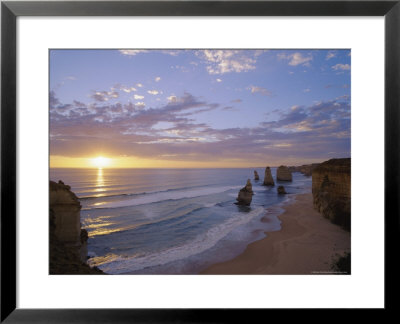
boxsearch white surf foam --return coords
[91,186,241,209]
[89,206,265,274]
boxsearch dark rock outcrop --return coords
[277,165,292,181]
[50,180,82,244]
[277,186,287,194]
[50,180,103,274]
[236,179,254,206]
[312,158,351,231]
[254,170,259,181]
[263,167,275,186]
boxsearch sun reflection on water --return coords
[95,168,105,193]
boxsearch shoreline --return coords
[200,193,350,274]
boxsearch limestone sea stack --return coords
[50,180,103,274]
[312,158,351,231]
[277,186,287,194]
[254,170,259,181]
[263,167,275,186]
[276,165,292,181]
[236,179,254,206]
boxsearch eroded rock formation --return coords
[312,158,351,231]
[50,180,103,274]
[263,167,275,186]
[277,186,287,194]
[236,179,254,206]
[277,165,292,181]
[50,180,82,244]
[254,170,259,181]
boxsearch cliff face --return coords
[289,163,320,176]
[312,158,351,231]
[276,166,292,181]
[50,180,103,274]
[50,181,82,244]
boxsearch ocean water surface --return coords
[50,168,311,274]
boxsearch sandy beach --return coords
[201,193,350,274]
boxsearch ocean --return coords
[50,168,312,274]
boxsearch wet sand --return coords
[201,193,350,274]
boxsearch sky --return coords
[50,49,351,168]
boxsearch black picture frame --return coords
[1,0,399,322]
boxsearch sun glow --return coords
[91,156,111,168]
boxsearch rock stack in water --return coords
[236,179,254,206]
[277,186,287,194]
[50,180,103,274]
[263,167,275,186]
[312,158,351,231]
[254,170,259,181]
[276,165,292,181]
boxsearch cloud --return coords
[135,102,146,109]
[278,52,313,66]
[248,85,272,96]
[50,90,350,165]
[167,95,177,102]
[155,77,161,82]
[119,50,148,56]
[161,50,181,56]
[332,63,351,71]
[303,88,311,93]
[196,50,257,74]
[147,90,159,95]
[134,94,144,100]
[90,90,119,102]
[261,99,350,136]
[216,78,222,82]
[120,49,183,58]
[117,85,137,93]
[50,91,60,109]
[137,83,143,88]
[326,51,336,60]
[222,106,238,111]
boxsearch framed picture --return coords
[1,0,398,321]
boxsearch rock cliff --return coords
[254,170,259,181]
[312,158,351,231]
[50,181,82,244]
[277,165,292,181]
[236,179,254,206]
[263,167,275,186]
[289,163,320,176]
[50,180,103,274]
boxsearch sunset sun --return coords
[91,156,111,168]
